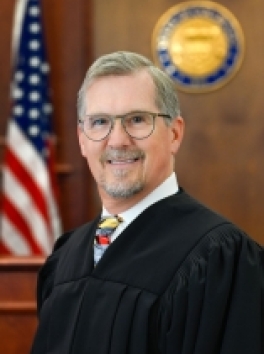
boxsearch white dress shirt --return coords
[102,172,179,242]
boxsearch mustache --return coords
[100,148,145,163]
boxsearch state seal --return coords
[152,1,245,92]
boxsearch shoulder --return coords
[53,220,97,251]
[159,189,264,292]
[166,220,263,296]
[43,220,97,270]
[36,220,98,313]
[157,220,264,352]
[164,189,228,225]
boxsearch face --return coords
[78,70,184,212]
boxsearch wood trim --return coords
[0,256,44,271]
[0,257,41,314]
[0,301,36,314]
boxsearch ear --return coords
[170,116,184,155]
[77,127,86,156]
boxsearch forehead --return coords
[85,71,158,114]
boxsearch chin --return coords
[103,179,144,199]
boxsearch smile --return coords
[108,158,140,164]
[101,149,145,165]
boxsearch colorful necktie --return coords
[94,215,123,266]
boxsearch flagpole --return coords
[12,0,28,68]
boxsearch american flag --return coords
[0,0,62,255]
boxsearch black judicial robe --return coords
[30,190,264,354]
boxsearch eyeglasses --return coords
[78,111,171,141]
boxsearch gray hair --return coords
[77,51,181,121]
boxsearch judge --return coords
[30,51,264,354]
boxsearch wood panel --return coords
[41,0,100,229]
[94,0,264,244]
[0,257,44,354]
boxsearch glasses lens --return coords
[83,115,112,141]
[123,112,154,139]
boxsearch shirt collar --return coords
[102,172,179,235]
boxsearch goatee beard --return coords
[99,148,145,199]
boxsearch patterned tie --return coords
[94,215,123,266]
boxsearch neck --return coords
[99,172,176,214]
[100,189,150,215]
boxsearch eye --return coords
[87,116,110,129]
[132,115,144,123]
[128,113,146,125]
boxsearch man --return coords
[30,51,264,354]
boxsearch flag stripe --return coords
[3,167,52,253]
[7,122,60,240]
[0,235,13,254]
[2,195,43,254]
[5,144,51,230]
[1,217,30,255]
[7,121,53,198]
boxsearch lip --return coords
[101,149,145,166]
[108,158,140,165]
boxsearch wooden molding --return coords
[0,301,36,313]
[0,256,45,271]
[0,257,42,315]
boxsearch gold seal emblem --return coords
[152,1,245,92]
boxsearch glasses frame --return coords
[78,111,171,142]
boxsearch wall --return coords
[94,0,264,244]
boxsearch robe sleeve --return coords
[157,224,264,354]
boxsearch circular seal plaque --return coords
[152,1,245,92]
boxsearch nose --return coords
[107,117,132,146]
